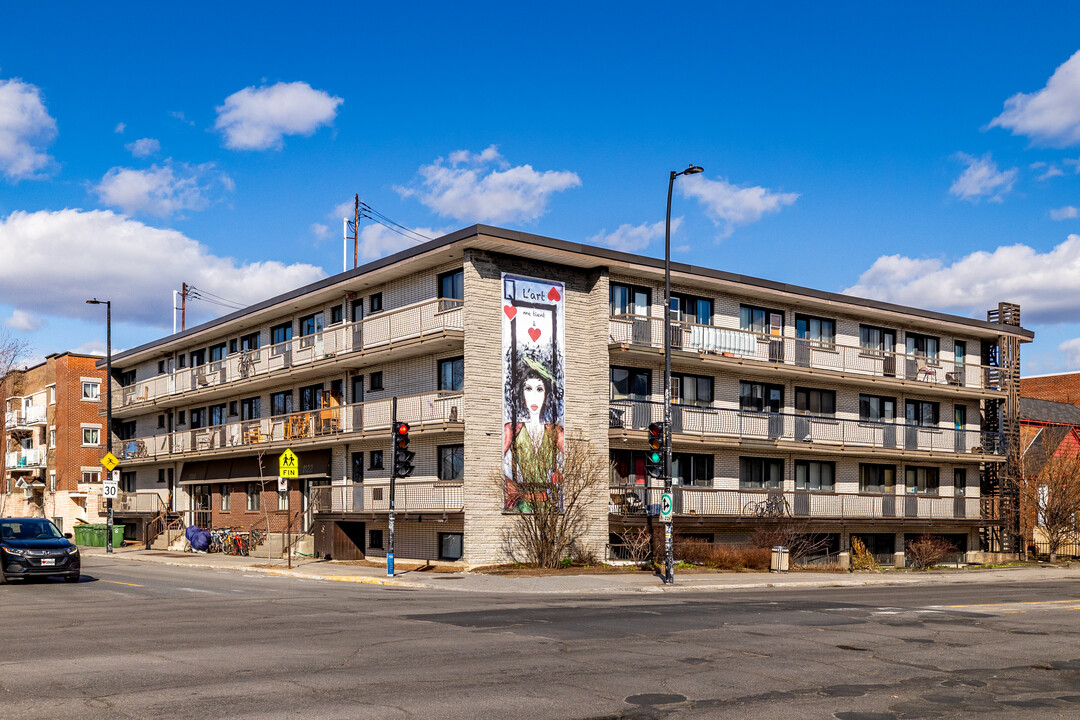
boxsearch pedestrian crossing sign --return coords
[278,449,299,479]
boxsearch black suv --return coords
[0,518,80,583]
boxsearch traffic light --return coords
[646,422,666,478]
[393,422,415,478]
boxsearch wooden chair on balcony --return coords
[245,426,264,444]
[316,395,341,435]
[915,357,938,383]
[285,414,310,440]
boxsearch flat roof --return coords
[105,224,1035,366]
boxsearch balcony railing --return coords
[609,485,980,520]
[116,390,463,462]
[114,492,166,514]
[113,298,464,408]
[4,405,47,429]
[4,447,46,469]
[610,315,1001,391]
[609,399,1003,456]
[311,481,464,514]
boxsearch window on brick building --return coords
[49,429,55,448]
[438,270,464,301]
[246,483,260,511]
[330,305,344,325]
[82,427,100,446]
[82,471,100,483]
[370,450,383,470]
[795,460,835,492]
[739,457,783,490]
[270,391,292,417]
[369,293,383,313]
[48,385,55,404]
[439,445,464,482]
[906,466,939,495]
[82,381,100,401]
[117,420,136,441]
[439,357,464,392]
[49,471,56,492]
[221,483,231,511]
[209,343,227,362]
[369,371,383,392]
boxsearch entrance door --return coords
[191,484,211,528]
[302,478,331,532]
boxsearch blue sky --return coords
[3,3,1080,373]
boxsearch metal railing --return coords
[609,485,980,520]
[115,390,464,462]
[609,399,1002,456]
[114,492,165,514]
[114,297,464,408]
[4,406,47,428]
[609,314,1000,391]
[5,447,46,468]
[311,481,464,513]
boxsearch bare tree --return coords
[751,524,833,563]
[1018,425,1080,562]
[493,432,607,568]
[905,535,958,569]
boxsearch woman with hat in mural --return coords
[503,355,564,511]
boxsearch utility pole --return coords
[353,194,359,270]
[181,282,189,331]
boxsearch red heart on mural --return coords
[548,287,561,301]
[503,305,516,320]
[528,327,542,342]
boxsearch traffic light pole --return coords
[388,397,397,577]
[663,171,675,585]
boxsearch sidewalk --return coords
[78,545,1080,594]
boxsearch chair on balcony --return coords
[915,357,937,383]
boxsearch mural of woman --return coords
[503,356,565,510]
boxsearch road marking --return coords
[939,599,1079,609]
[179,587,215,593]
[102,580,144,587]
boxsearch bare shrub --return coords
[617,527,657,566]
[850,537,876,571]
[673,539,769,571]
[905,534,957,570]
[751,525,833,562]
[674,538,713,565]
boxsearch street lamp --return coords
[663,164,703,585]
[86,298,113,554]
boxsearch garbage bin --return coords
[87,524,106,547]
[770,546,790,573]
[72,525,90,546]
[110,524,126,547]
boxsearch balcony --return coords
[5,447,46,470]
[112,298,464,411]
[609,485,980,521]
[114,492,166,515]
[609,399,1002,458]
[609,315,1002,394]
[4,405,47,431]
[115,390,463,463]
[312,481,464,515]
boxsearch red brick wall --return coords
[1021,374,1080,408]
[203,481,304,532]
[53,356,108,492]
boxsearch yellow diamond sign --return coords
[278,449,299,479]
[100,452,120,473]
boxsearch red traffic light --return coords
[395,422,410,435]
[648,422,664,437]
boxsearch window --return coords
[906,332,939,360]
[157,414,166,429]
[48,386,55,404]
[178,354,187,369]
[369,292,383,313]
[860,325,895,353]
[299,312,323,336]
[369,529,384,549]
[610,366,650,399]
[351,452,364,483]
[905,400,939,427]
[439,445,464,482]
[49,471,56,492]
[439,269,464,301]
[439,357,464,392]
[330,305,344,325]
[671,373,713,406]
[795,314,835,346]
[739,381,783,413]
[118,369,136,386]
[672,453,713,487]
[189,408,206,430]
[229,339,238,354]
[241,396,261,421]
[859,394,896,422]
[954,404,966,430]
[795,460,835,491]
[954,341,966,365]
[82,470,100,484]
[240,331,261,351]
[369,450,383,470]
[177,410,186,426]
[190,348,206,367]
[270,322,292,346]
[369,371,383,392]
[117,420,137,441]
[229,401,238,417]
[954,468,967,496]
[120,471,136,493]
[48,429,55,448]
[439,532,464,561]
[246,483,261,511]
[220,483,231,511]
[610,282,651,316]
[859,464,896,494]
[906,466,939,495]
[795,387,835,417]
[299,383,324,411]
[740,304,783,334]
[278,488,288,511]
[670,293,712,325]
[82,427,100,446]
[82,381,100,401]
[270,391,292,417]
[351,299,364,322]
[740,457,783,490]
[209,403,227,427]
[209,343,227,362]
[158,359,168,374]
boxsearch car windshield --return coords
[0,519,63,540]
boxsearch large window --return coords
[610,282,651,316]
[351,452,364,483]
[439,356,464,392]
[671,373,712,406]
[611,450,647,485]
[82,381,100,401]
[270,391,293,417]
[220,483,231,511]
[859,394,896,422]
[240,396,261,421]
[739,457,783,490]
[190,349,206,367]
[246,483,261,511]
[906,333,939,360]
[859,464,896,494]
[439,270,464,301]
[209,343,227,362]
[438,445,464,482]
[739,305,783,334]
[672,453,713,487]
[270,322,292,346]
[241,331,261,351]
[611,367,651,400]
[905,400,939,427]
[795,460,835,492]
[739,381,783,413]
[299,313,323,337]
[954,468,967,496]
[795,387,835,417]
[117,420,136,441]
[299,384,324,412]
[670,293,712,325]
[189,408,206,430]
[860,325,895,353]
[120,471,136,493]
[795,314,836,346]
[906,466,939,495]
[369,529,384,549]
[209,403,227,427]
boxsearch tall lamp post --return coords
[663,164,703,585]
[86,298,113,554]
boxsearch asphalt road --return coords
[3,557,1080,719]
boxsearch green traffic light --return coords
[648,452,662,463]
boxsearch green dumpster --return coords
[72,525,90,546]
[88,525,106,547]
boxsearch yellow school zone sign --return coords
[100,452,120,473]
[278,449,299,479]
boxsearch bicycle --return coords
[742,494,792,519]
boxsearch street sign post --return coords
[100,453,120,553]
[102,480,119,500]
[277,476,288,492]
[277,450,298,570]
[660,492,673,522]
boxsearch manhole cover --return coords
[625,694,686,706]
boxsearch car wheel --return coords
[64,572,80,583]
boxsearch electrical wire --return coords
[360,202,433,242]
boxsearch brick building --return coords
[2,353,109,532]
[102,225,1032,566]
[1021,372,1080,407]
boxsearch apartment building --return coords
[103,225,1032,566]
[1,353,109,533]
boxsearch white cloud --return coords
[990,50,1080,146]
[396,145,581,223]
[114,122,126,134]
[170,111,194,126]
[310,223,329,239]
[588,218,681,252]
[1059,337,1080,368]
[0,77,58,181]
[125,137,160,158]
[4,309,41,332]
[215,81,343,151]
[843,234,1080,324]
[356,223,447,262]
[94,161,232,217]
[70,341,106,357]
[0,209,327,328]
[331,200,355,220]
[678,173,798,238]
[1030,161,1065,180]
[1051,206,1079,221]
[948,153,1017,203]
